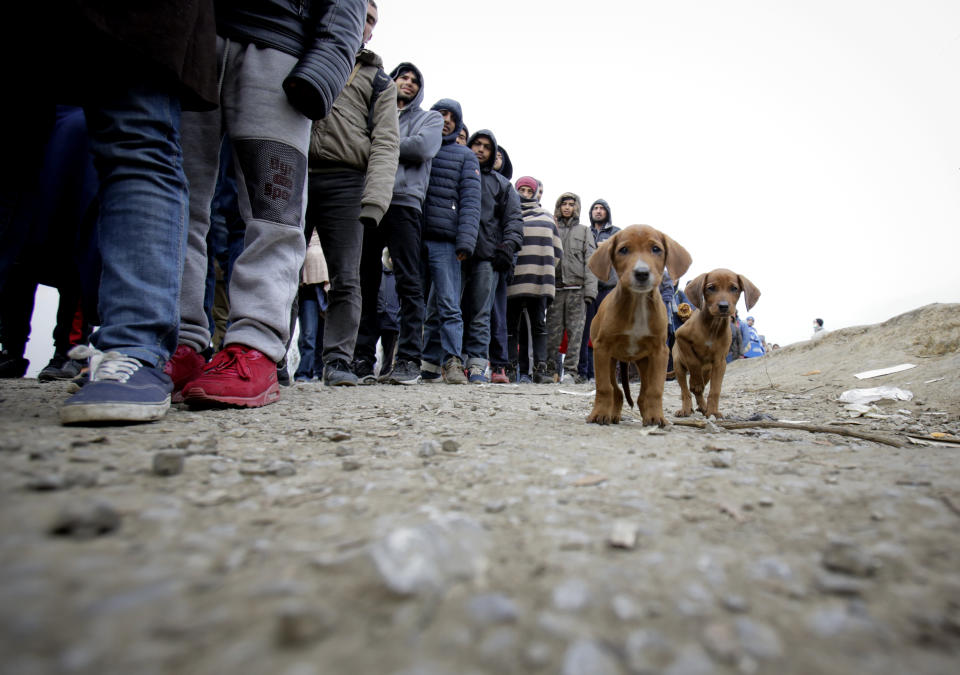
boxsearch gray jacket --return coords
[388,62,443,212]
[553,192,598,303]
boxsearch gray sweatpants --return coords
[178,36,311,362]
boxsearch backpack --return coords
[366,67,392,134]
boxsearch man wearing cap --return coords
[419,98,481,384]
[353,62,443,385]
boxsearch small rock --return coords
[702,621,738,664]
[814,572,868,596]
[484,500,507,514]
[722,594,750,613]
[64,470,99,488]
[49,499,121,538]
[26,473,66,491]
[275,604,336,648]
[418,440,440,458]
[152,450,185,476]
[735,617,783,660]
[562,639,622,675]
[704,420,723,433]
[342,459,361,471]
[523,642,553,668]
[553,578,591,612]
[266,461,296,477]
[625,629,675,673]
[709,454,733,468]
[821,540,879,577]
[467,593,520,625]
[441,439,460,453]
[757,497,774,507]
[608,520,638,549]
[611,594,639,621]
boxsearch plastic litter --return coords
[854,363,916,379]
[838,386,913,405]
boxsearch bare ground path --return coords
[1,304,958,674]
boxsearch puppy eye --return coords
[651,245,662,255]
[617,246,629,255]
[705,284,716,293]
[730,285,739,292]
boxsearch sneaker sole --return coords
[60,398,170,424]
[323,379,358,387]
[357,375,378,385]
[182,383,280,408]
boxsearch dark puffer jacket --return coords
[423,99,481,256]
[216,0,365,120]
[588,198,620,290]
[466,129,523,261]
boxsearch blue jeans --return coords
[422,239,463,367]
[461,259,498,369]
[295,284,325,379]
[84,84,187,367]
[489,270,509,368]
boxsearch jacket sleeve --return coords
[455,152,482,255]
[399,110,443,164]
[552,222,564,265]
[282,0,365,120]
[360,79,400,224]
[583,230,598,302]
[500,184,524,254]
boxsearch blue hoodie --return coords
[388,62,443,211]
[423,98,482,255]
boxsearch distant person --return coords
[742,315,766,357]
[812,317,825,340]
[727,313,744,363]
[578,199,618,381]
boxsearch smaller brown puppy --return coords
[673,269,760,419]
[587,225,692,425]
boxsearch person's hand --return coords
[360,216,377,229]
[456,250,469,262]
[492,247,513,272]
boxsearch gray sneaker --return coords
[323,360,358,386]
[381,359,421,385]
[442,357,467,384]
[351,359,377,385]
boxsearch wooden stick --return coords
[670,418,906,448]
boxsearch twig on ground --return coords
[670,418,906,448]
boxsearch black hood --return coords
[467,128,498,172]
[494,145,513,180]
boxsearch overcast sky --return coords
[24,0,960,376]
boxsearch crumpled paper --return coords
[838,386,914,405]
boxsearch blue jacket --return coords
[388,63,443,211]
[466,129,523,261]
[423,99,481,255]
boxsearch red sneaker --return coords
[490,366,510,384]
[182,344,279,408]
[163,344,206,403]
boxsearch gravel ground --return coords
[1,303,958,675]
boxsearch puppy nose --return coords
[632,262,650,285]
[718,301,730,313]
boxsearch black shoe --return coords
[277,358,291,387]
[533,362,553,384]
[38,352,84,382]
[380,358,421,385]
[323,359,358,386]
[0,350,28,378]
[351,359,377,385]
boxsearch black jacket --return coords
[466,129,523,261]
[216,0,365,120]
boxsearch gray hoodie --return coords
[388,62,443,211]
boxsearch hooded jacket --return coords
[466,129,523,260]
[308,49,400,225]
[588,198,620,290]
[216,0,365,120]
[423,99,481,254]
[553,192,598,301]
[507,197,563,301]
[388,62,443,211]
[494,146,513,180]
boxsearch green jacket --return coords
[309,49,399,224]
[553,192,598,302]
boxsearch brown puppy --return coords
[672,269,760,418]
[587,225,692,425]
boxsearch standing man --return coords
[461,129,523,383]
[545,192,596,384]
[420,98,481,384]
[353,62,442,385]
[577,198,619,381]
[161,0,366,408]
[300,0,399,386]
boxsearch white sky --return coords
[24,0,960,376]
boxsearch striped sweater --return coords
[507,199,564,300]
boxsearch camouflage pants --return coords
[545,287,586,375]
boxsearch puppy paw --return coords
[642,414,666,427]
[586,412,620,425]
[675,407,693,417]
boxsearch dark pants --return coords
[578,286,613,379]
[305,170,365,366]
[507,296,546,374]
[355,204,424,366]
[294,284,325,379]
[489,270,509,368]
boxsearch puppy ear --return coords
[589,231,616,282]
[738,274,761,310]
[684,273,707,310]
[663,235,692,282]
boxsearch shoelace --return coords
[68,345,142,383]
[206,346,252,380]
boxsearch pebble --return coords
[275,604,336,648]
[709,454,733,468]
[735,617,783,660]
[611,594,639,621]
[484,500,506,514]
[562,639,623,675]
[342,459,361,471]
[625,629,675,673]
[49,499,121,538]
[722,594,750,613]
[441,439,460,453]
[266,461,296,477]
[821,540,879,577]
[466,593,520,625]
[418,440,440,458]
[815,572,868,596]
[553,578,592,612]
[152,450,185,476]
[608,520,639,549]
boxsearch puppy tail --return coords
[619,361,634,408]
